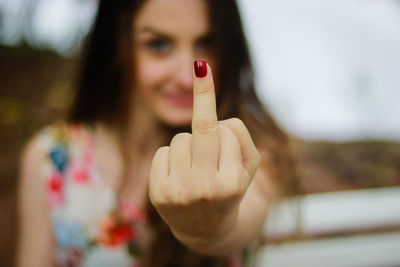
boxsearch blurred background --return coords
[1,0,399,266]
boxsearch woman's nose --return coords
[173,50,194,91]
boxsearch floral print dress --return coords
[40,123,145,267]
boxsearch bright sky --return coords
[1,0,400,141]
[238,0,400,141]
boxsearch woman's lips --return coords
[164,93,193,108]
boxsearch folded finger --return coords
[220,118,260,178]
[169,133,192,176]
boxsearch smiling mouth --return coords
[164,93,193,108]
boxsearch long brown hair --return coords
[69,0,295,265]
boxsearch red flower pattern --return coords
[72,166,89,184]
[100,220,136,247]
[48,172,64,207]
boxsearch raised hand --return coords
[149,60,260,248]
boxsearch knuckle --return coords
[214,170,244,198]
[171,132,191,145]
[151,196,168,208]
[219,185,242,200]
[232,169,247,194]
[148,186,159,205]
[156,146,169,156]
[230,169,245,190]
[149,183,163,206]
[192,119,217,135]
[190,190,213,203]
[230,117,245,128]
[150,181,174,207]
[194,83,211,94]
[152,146,169,165]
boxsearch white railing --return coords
[257,186,400,267]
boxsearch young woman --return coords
[17,0,293,266]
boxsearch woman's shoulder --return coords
[38,121,93,148]
[21,121,94,178]
[20,121,99,210]
[18,122,85,227]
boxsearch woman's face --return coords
[133,0,216,127]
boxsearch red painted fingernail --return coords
[194,59,207,78]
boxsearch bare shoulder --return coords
[17,132,54,267]
[19,131,50,216]
[21,133,48,171]
[18,122,68,212]
[20,121,75,182]
[19,129,52,190]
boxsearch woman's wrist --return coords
[169,209,240,256]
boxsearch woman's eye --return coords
[145,39,172,54]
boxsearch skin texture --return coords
[17,0,276,265]
[133,0,217,126]
[17,137,54,267]
[149,63,268,254]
